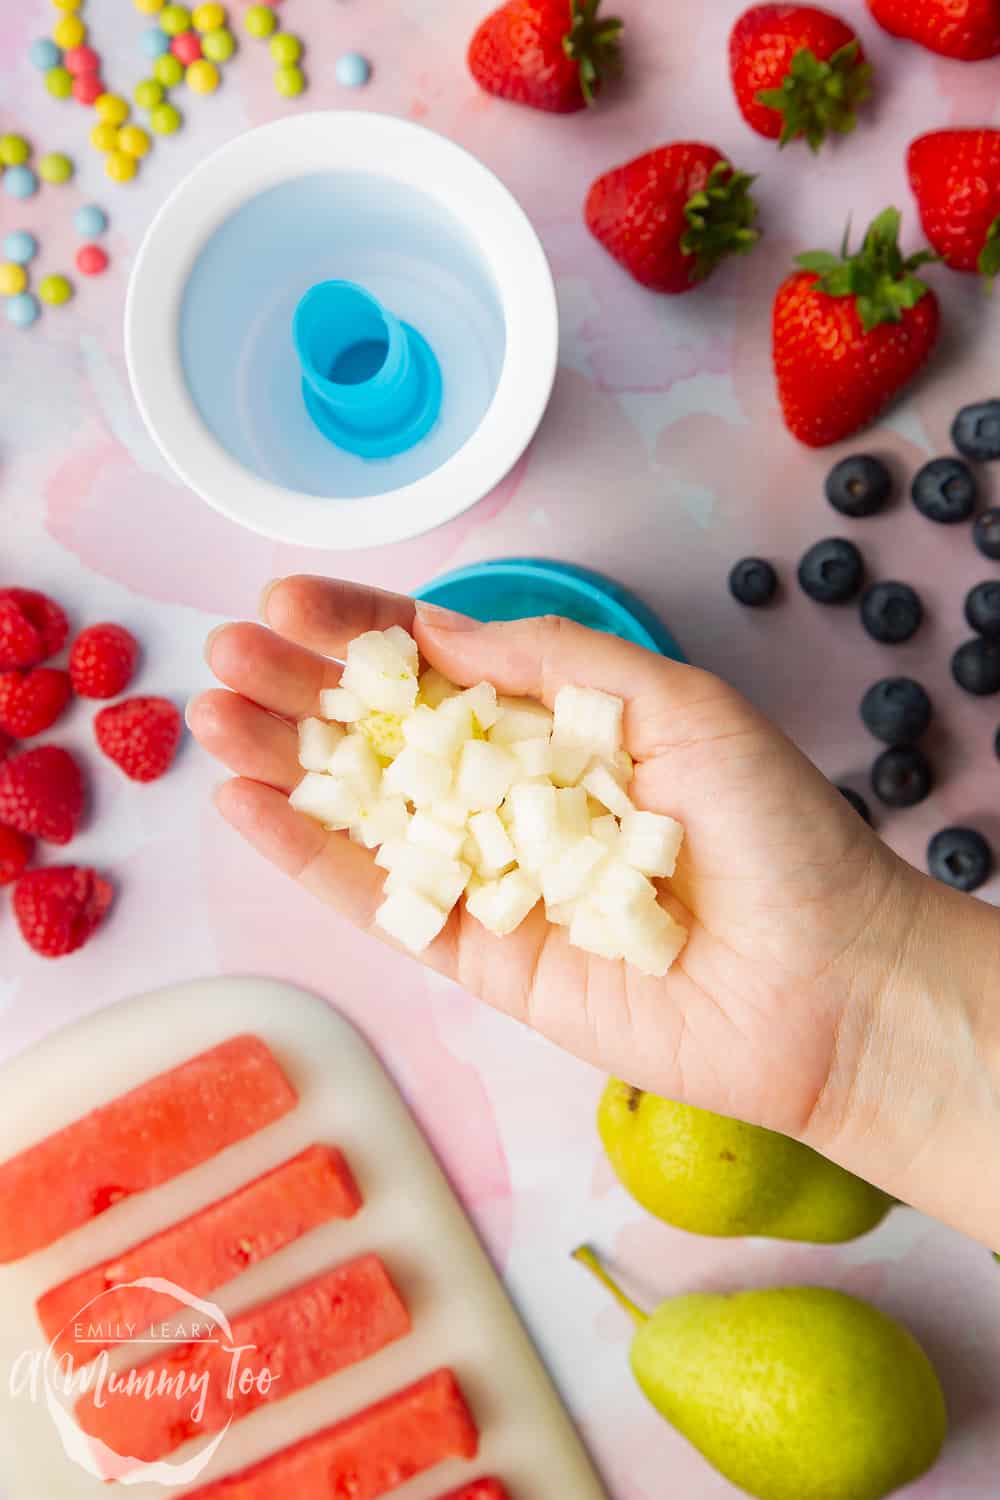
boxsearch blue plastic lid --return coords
[414,558,685,661]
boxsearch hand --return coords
[188,576,915,1150]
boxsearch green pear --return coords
[574,1249,947,1500]
[598,1080,893,1242]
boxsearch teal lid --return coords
[414,558,684,661]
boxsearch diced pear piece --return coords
[610,747,634,786]
[545,900,575,927]
[460,681,499,731]
[619,901,688,977]
[592,814,620,850]
[354,796,410,849]
[489,696,554,744]
[549,740,592,787]
[355,711,406,760]
[297,717,345,772]
[418,667,459,708]
[540,835,608,906]
[289,772,361,831]
[619,808,684,878]
[383,844,471,909]
[403,704,466,761]
[593,858,658,918]
[467,810,517,875]
[318,686,365,723]
[341,630,418,714]
[552,684,624,760]
[376,889,448,953]
[556,785,591,839]
[384,624,419,675]
[383,745,453,807]
[465,870,540,937]
[432,795,473,828]
[329,734,383,801]
[511,737,553,778]
[507,781,558,846]
[407,811,468,860]
[582,759,633,818]
[455,741,517,811]
[570,902,624,960]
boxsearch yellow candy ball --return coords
[150,102,182,134]
[186,58,220,93]
[133,0,164,12]
[51,0,82,10]
[154,53,185,86]
[0,135,30,168]
[106,150,138,183]
[96,93,130,125]
[192,2,225,31]
[52,14,85,47]
[244,4,276,38]
[39,274,73,306]
[118,124,152,159]
[90,122,120,153]
[0,263,28,297]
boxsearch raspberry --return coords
[0,729,14,762]
[0,668,72,738]
[69,623,140,699]
[94,697,182,782]
[0,745,86,844]
[0,826,32,885]
[0,598,43,671]
[0,589,69,660]
[12,866,112,958]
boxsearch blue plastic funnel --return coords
[292,279,442,460]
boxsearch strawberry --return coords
[468,0,623,113]
[867,0,1000,58]
[0,826,33,886]
[69,622,140,699]
[773,208,940,447]
[0,668,72,739]
[908,129,1000,280]
[95,696,182,782]
[0,745,86,845]
[0,589,68,661]
[730,5,872,151]
[13,866,112,958]
[585,143,760,293]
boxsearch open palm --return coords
[189,577,912,1145]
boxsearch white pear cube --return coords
[329,734,383,801]
[374,838,407,872]
[540,835,608,907]
[467,810,516,875]
[384,624,419,675]
[297,717,345,772]
[582,760,633,818]
[289,772,361,831]
[545,900,575,927]
[418,667,459,708]
[610,748,634,786]
[408,810,468,860]
[354,796,410,849]
[552,684,624,760]
[341,630,418,714]
[570,902,624,960]
[403,704,466,761]
[591,814,620,850]
[318,686,365,723]
[460,681,499,731]
[593,858,658,917]
[432,795,473,828]
[376,889,448,953]
[356,711,406,760]
[619,902,688,977]
[507,782,558,851]
[511,738,553,779]
[384,844,471,909]
[556,785,591,839]
[488,696,554,745]
[465,870,540,937]
[383,745,453,807]
[455,741,517,811]
[619,808,684,878]
[549,740,592,787]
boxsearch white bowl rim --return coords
[124,111,558,550]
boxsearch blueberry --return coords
[729,557,777,607]
[871,745,933,807]
[952,637,1000,695]
[860,678,932,744]
[797,538,864,604]
[973,508,1000,561]
[824,455,892,518]
[927,826,994,892]
[860,581,923,644]
[964,581,1000,639]
[911,457,977,523]
[836,785,873,824]
[951,400,1000,462]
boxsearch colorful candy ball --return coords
[244,4,277,39]
[0,263,28,297]
[0,135,30,167]
[29,39,62,70]
[7,293,40,328]
[135,77,165,109]
[3,166,39,199]
[45,65,74,98]
[153,52,185,86]
[186,58,220,92]
[3,231,38,264]
[270,32,301,64]
[76,244,109,276]
[90,121,120,152]
[192,2,225,30]
[171,30,202,63]
[52,15,86,49]
[105,150,138,182]
[273,62,304,96]
[39,152,74,184]
[118,124,151,158]
[140,26,171,57]
[159,4,193,36]
[74,204,108,238]
[53,0,83,9]
[73,73,104,104]
[133,0,164,13]
[64,43,100,74]
[336,52,371,87]
[150,101,182,134]
[201,26,234,61]
[96,93,130,125]
[38,274,73,306]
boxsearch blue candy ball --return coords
[7,293,40,328]
[3,166,39,200]
[3,231,38,265]
[75,203,109,239]
[30,38,62,70]
[140,26,171,57]
[335,51,371,88]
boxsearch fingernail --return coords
[203,623,225,664]
[259,577,283,619]
[184,696,197,730]
[414,600,480,631]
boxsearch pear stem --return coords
[572,1245,648,1326]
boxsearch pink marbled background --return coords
[2,0,1000,1495]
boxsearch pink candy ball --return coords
[64,44,101,76]
[76,244,109,277]
[170,31,203,64]
[73,73,104,104]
